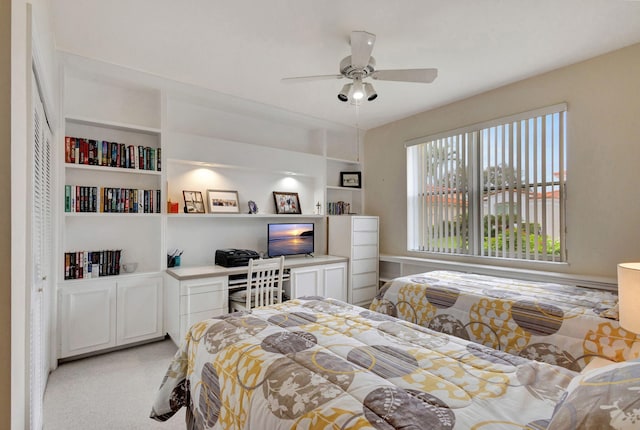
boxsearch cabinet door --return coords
[116,276,163,345]
[59,280,117,358]
[322,263,347,302]
[289,267,321,298]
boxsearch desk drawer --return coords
[180,277,227,296]
[181,309,225,332]
[181,289,226,315]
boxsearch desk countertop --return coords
[166,254,348,281]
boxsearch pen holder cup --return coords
[168,254,181,268]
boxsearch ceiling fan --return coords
[282,31,438,102]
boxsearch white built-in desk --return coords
[164,255,348,345]
[166,254,347,280]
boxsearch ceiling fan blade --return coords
[281,74,344,83]
[350,31,376,68]
[371,68,438,83]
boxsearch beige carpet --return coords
[44,338,186,429]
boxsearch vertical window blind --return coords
[407,104,566,262]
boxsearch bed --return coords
[151,297,581,429]
[370,270,640,371]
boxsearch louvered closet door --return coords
[31,73,52,430]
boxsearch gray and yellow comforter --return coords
[370,270,640,370]
[151,297,575,429]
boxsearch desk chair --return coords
[229,256,285,312]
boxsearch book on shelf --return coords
[65,135,161,171]
[65,185,99,213]
[64,249,122,280]
[65,185,160,213]
[327,201,351,215]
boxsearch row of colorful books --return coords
[327,201,352,215]
[64,185,161,213]
[64,249,122,279]
[64,136,161,171]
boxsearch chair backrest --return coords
[244,256,285,309]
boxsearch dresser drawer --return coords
[353,272,378,289]
[352,285,378,304]
[180,289,226,315]
[353,231,377,246]
[352,258,378,275]
[352,245,378,260]
[353,217,378,232]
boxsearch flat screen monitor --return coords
[267,223,314,257]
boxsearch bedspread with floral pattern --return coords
[370,270,640,371]
[151,297,576,429]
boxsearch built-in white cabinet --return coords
[57,74,165,360]
[116,276,163,345]
[58,275,163,358]
[57,57,365,359]
[164,274,229,346]
[288,262,348,302]
[59,280,116,357]
[328,216,379,307]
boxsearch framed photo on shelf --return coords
[182,190,205,214]
[340,171,362,188]
[273,191,302,214]
[206,189,240,213]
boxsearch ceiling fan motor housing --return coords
[340,56,376,79]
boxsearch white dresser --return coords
[328,215,379,307]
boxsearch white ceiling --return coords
[50,0,640,130]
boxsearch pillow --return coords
[547,358,640,429]
[600,302,619,320]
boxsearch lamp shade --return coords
[617,262,640,333]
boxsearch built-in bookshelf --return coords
[325,157,363,215]
[62,116,163,279]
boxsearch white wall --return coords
[164,131,327,266]
[364,42,640,279]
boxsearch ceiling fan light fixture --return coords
[351,79,364,100]
[337,83,351,102]
[364,83,377,101]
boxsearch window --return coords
[407,104,566,262]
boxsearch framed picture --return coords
[273,191,302,214]
[206,189,240,213]
[340,171,362,188]
[183,190,205,213]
